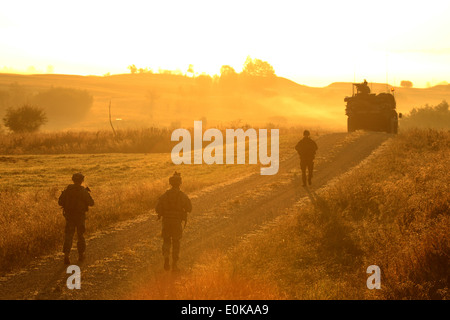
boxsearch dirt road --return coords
[0,132,390,300]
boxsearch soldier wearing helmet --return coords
[295,130,318,187]
[155,172,192,271]
[355,79,371,95]
[58,173,94,264]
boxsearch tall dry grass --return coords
[130,252,285,300]
[401,100,450,130]
[0,128,174,154]
[0,128,303,273]
[305,129,449,299]
[0,181,158,271]
[0,177,224,272]
[0,168,255,273]
[0,126,310,155]
[260,128,449,299]
[142,129,449,300]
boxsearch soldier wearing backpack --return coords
[155,172,192,272]
[58,173,94,264]
[295,130,318,187]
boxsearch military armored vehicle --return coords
[344,80,401,134]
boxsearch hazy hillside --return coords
[1,73,449,131]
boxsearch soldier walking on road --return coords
[58,173,94,265]
[155,172,192,272]
[295,130,318,187]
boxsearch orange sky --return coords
[1,0,450,88]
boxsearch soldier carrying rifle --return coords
[58,173,94,265]
[155,172,192,272]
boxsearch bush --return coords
[400,80,413,88]
[3,104,47,133]
[0,128,175,154]
[402,100,450,129]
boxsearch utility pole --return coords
[109,100,117,137]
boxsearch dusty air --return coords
[171,121,279,175]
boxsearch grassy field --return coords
[0,126,312,155]
[0,129,303,273]
[131,128,449,300]
[2,128,447,299]
[0,128,174,154]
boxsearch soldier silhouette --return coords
[155,172,192,271]
[355,79,371,95]
[295,130,318,187]
[58,173,94,264]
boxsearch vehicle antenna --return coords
[386,52,389,93]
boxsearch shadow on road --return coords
[34,264,68,300]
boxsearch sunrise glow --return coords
[1,0,450,87]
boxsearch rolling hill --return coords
[0,73,449,131]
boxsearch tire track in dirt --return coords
[0,132,390,299]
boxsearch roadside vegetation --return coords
[0,126,308,155]
[2,104,48,133]
[0,128,174,154]
[133,128,449,300]
[401,100,450,130]
[0,129,303,273]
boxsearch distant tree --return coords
[241,56,275,77]
[212,74,220,85]
[402,100,450,129]
[219,65,239,89]
[32,87,93,128]
[128,64,138,74]
[3,104,47,133]
[27,66,37,73]
[159,69,173,75]
[138,67,153,74]
[400,80,413,88]
[187,64,195,77]
[46,65,54,74]
[220,65,237,77]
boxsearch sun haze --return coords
[1,0,450,87]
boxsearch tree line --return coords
[0,86,93,133]
[127,56,276,79]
